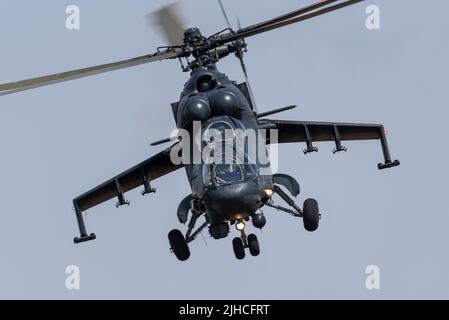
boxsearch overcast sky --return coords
[0,0,448,299]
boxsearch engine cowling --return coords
[177,94,211,128]
[210,90,238,116]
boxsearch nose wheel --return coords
[232,237,245,260]
[232,229,260,260]
[247,234,260,256]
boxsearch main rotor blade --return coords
[0,49,182,96]
[150,2,188,46]
[239,0,338,35]
[237,16,242,31]
[218,0,233,30]
[216,0,364,44]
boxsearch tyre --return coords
[232,237,245,260]
[168,229,190,261]
[247,234,260,256]
[303,198,319,232]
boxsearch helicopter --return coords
[0,0,399,261]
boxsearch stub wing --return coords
[72,144,182,243]
[261,119,400,169]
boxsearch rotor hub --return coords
[184,27,204,45]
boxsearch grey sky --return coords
[0,0,448,299]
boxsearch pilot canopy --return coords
[188,116,271,195]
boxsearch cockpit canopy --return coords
[213,161,244,186]
[199,116,260,188]
[203,120,235,143]
[187,116,272,195]
[202,156,258,188]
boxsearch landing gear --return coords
[303,198,319,232]
[232,233,260,259]
[266,185,321,232]
[168,229,190,261]
[232,220,260,260]
[168,206,208,261]
[232,237,245,260]
[247,234,260,256]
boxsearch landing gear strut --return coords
[266,185,321,232]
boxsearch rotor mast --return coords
[172,27,244,72]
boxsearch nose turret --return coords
[205,180,261,221]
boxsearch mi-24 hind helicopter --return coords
[0,0,399,261]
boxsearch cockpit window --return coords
[204,121,235,143]
[200,117,263,188]
[214,162,244,185]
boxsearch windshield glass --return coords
[200,116,263,187]
[204,121,234,143]
[214,162,244,185]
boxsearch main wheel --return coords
[232,237,245,260]
[303,198,319,232]
[168,229,190,261]
[247,234,260,256]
